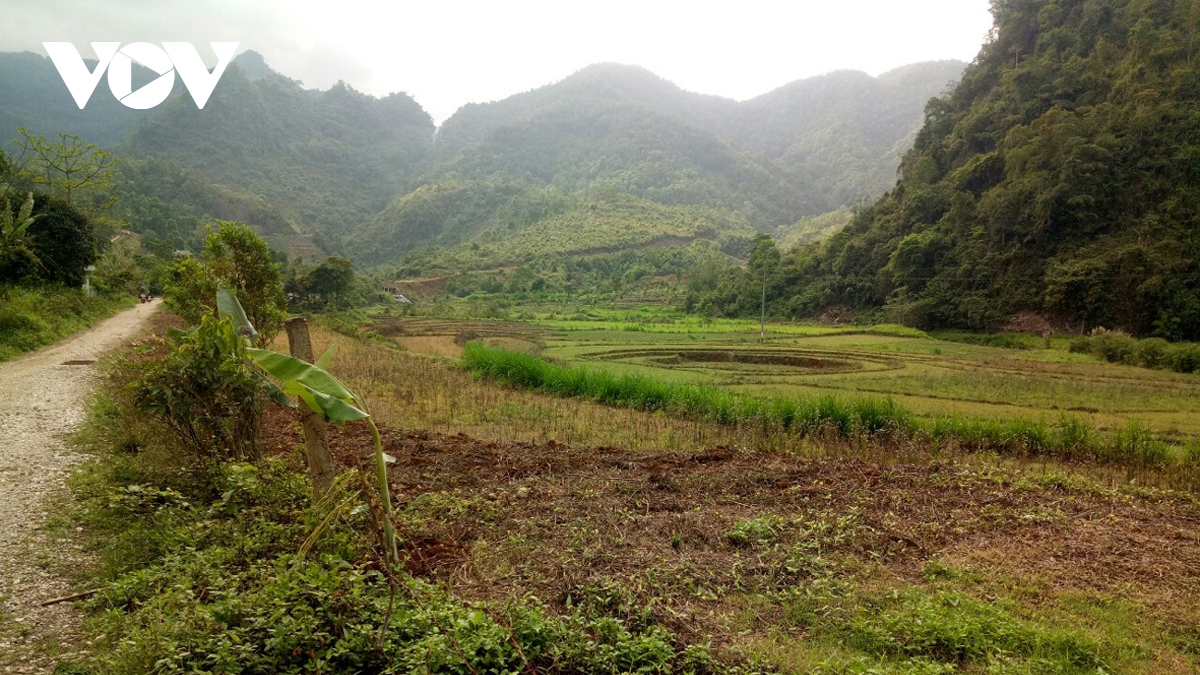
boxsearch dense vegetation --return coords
[779,0,1200,339]
[1,50,963,274]
[0,51,171,148]
[353,62,964,268]
[0,144,137,360]
[124,52,435,251]
[0,285,130,361]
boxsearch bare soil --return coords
[261,404,1200,646]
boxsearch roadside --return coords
[0,300,159,674]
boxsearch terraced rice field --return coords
[372,316,1200,441]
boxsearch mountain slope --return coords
[0,50,179,148]
[0,50,964,269]
[354,61,963,267]
[735,61,967,208]
[791,0,1200,340]
[123,52,436,243]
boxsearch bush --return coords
[135,314,263,467]
[1170,344,1200,374]
[164,222,287,346]
[1088,332,1137,364]
[1071,333,1200,374]
[0,284,131,361]
[1134,337,1171,370]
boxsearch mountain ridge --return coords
[0,48,966,268]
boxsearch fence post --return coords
[286,317,336,496]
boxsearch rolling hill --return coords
[786,0,1200,340]
[350,61,964,267]
[0,49,964,269]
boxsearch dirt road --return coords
[0,300,159,673]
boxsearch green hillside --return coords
[0,50,173,148]
[354,61,963,268]
[0,49,964,270]
[786,0,1200,340]
[421,193,753,272]
[734,61,967,209]
[123,52,435,248]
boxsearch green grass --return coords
[464,341,911,436]
[463,342,1192,471]
[0,285,133,362]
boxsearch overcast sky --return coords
[6,0,995,124]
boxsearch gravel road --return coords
[0,300,159,673]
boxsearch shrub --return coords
[164,222,287,346]
[135,314,263,466]
[1067,336,1091,354]
[1134,337,1171,370]
[1088,332,1137,364]
[1170,344,1200,374]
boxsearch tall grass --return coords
[463,343,1189,471]
[0,285,133,362]
[463,342,910,436]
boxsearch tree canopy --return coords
[775,0,1200,339]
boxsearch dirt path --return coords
[0,300,159,673]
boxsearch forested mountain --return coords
[0,50,178,147]
[0,49,435,253]
[734,61,968,209]
[351,61,964,266]
[783,0,1200,340]
[122,51,435,246]
[0,48,963,269]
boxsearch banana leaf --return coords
[300,383,369,423]
[216,287,258,342]
[246,348,357,403]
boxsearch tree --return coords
[747,234,781,339]
[747,234,781,280]
[26,192,96,286]
[306,256,355,306]
[0,185,39,283]
[163,223,289,341]
[164,254,220,324]
[202,222,287,345]
[10,128,118,211]
[92,237,147,296]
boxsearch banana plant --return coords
[216,287,399,566]
[0,186,36,239]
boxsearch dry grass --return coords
[256,322,1200,672]
[260,399,1200,672]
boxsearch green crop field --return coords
[373,312,1200,443]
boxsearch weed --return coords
[727,515,786,547]
[0,284,132,362]
[845,590,1103,672]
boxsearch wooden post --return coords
[286,317,336,496]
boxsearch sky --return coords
[5,0,995,124]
